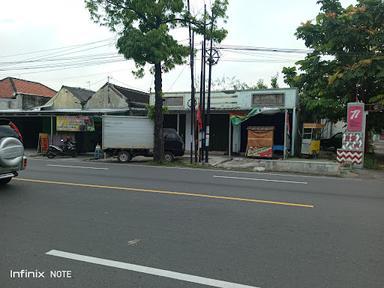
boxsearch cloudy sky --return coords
[0,0,356,93]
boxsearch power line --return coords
[217,45,313,54]
[109,77,150,92]
[0,37,115,59]
[166,65,187,92]
[5,59,126,76]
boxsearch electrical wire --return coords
[0,37,114,58]
[166,65,187,92]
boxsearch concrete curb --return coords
[216,158,341,176]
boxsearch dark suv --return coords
[320,132,343,152]
[0,119,26,185]
[163,128,184,162]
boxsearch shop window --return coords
[164,97,183,107]
[303,128,312,139]
[252,93,284,107]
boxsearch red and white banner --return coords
[347,103,364,132]
[337,149,363,164]
[342,132,363,151]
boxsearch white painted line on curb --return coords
[47,164,109,170]
[213,175,308,185]
[46,249,260,288]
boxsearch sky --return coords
[0,0,357,93]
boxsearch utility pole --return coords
[199,40,205,162]
[187,0,195,164]
[201,4,207,163]
[205,10,214,163]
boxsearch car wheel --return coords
[164,152,174,162]
[118,150,132,163]
[0,177,12,185]
[47,152,56,159]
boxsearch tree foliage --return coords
[282,0,384,129]
[270,74,279,88]
[85,0,191,76]
[212,76,278,91]
[85,0,228,161]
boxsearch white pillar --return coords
[228,116,232,158]
[185,112,192,152]
[291,107,297,157]
[284,109,288,160]
[232,125,241,153]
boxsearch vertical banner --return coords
[337,102,366,167]
[347,103,364,132]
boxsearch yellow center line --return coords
[14,178,315,209]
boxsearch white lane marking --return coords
[47,164,109,170]
[213,175,308,185]
[46,249,260,288]
[127,239,141,246]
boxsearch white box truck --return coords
[102,116,184,162]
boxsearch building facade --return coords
[151,88,299,156]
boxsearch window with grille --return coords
[164,97,183,106]
[252,93,284,107]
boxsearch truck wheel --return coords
[118,150,132,163]
[164,152,174,162]
[0,177,12,185]
[47,152,56,159]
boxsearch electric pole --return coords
[187,0,195,164]
[205,10,214,163]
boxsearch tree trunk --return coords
[153,62,164,162]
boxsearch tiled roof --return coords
[0,77,56,99]
[109,83,149,104]
[63,86,95,103]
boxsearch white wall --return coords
[185,112,193,152]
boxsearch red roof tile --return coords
[0,77,56,99]
[0,78,15,99]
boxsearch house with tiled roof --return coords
[42,86,95,110]
[86,82,149,110]
[0,77,56,110]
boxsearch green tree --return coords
[212,75,282,91]
[270,73,279,88]
[283,0,384,129]
[256,79,268,89]
[212,76,249,90]
[85,0,228,162]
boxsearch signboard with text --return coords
[347,103,364,132]
[57,116,95,132]
[337,102,366,168]
[342,132,363,151]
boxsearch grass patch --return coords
[364,153,379,169]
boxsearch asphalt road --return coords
[1,157,383,288]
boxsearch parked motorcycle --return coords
[47,138,77,158]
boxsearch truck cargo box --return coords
[102,116,154,150]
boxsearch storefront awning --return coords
[230,107,282,126]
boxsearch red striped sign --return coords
[337,149,363,164]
